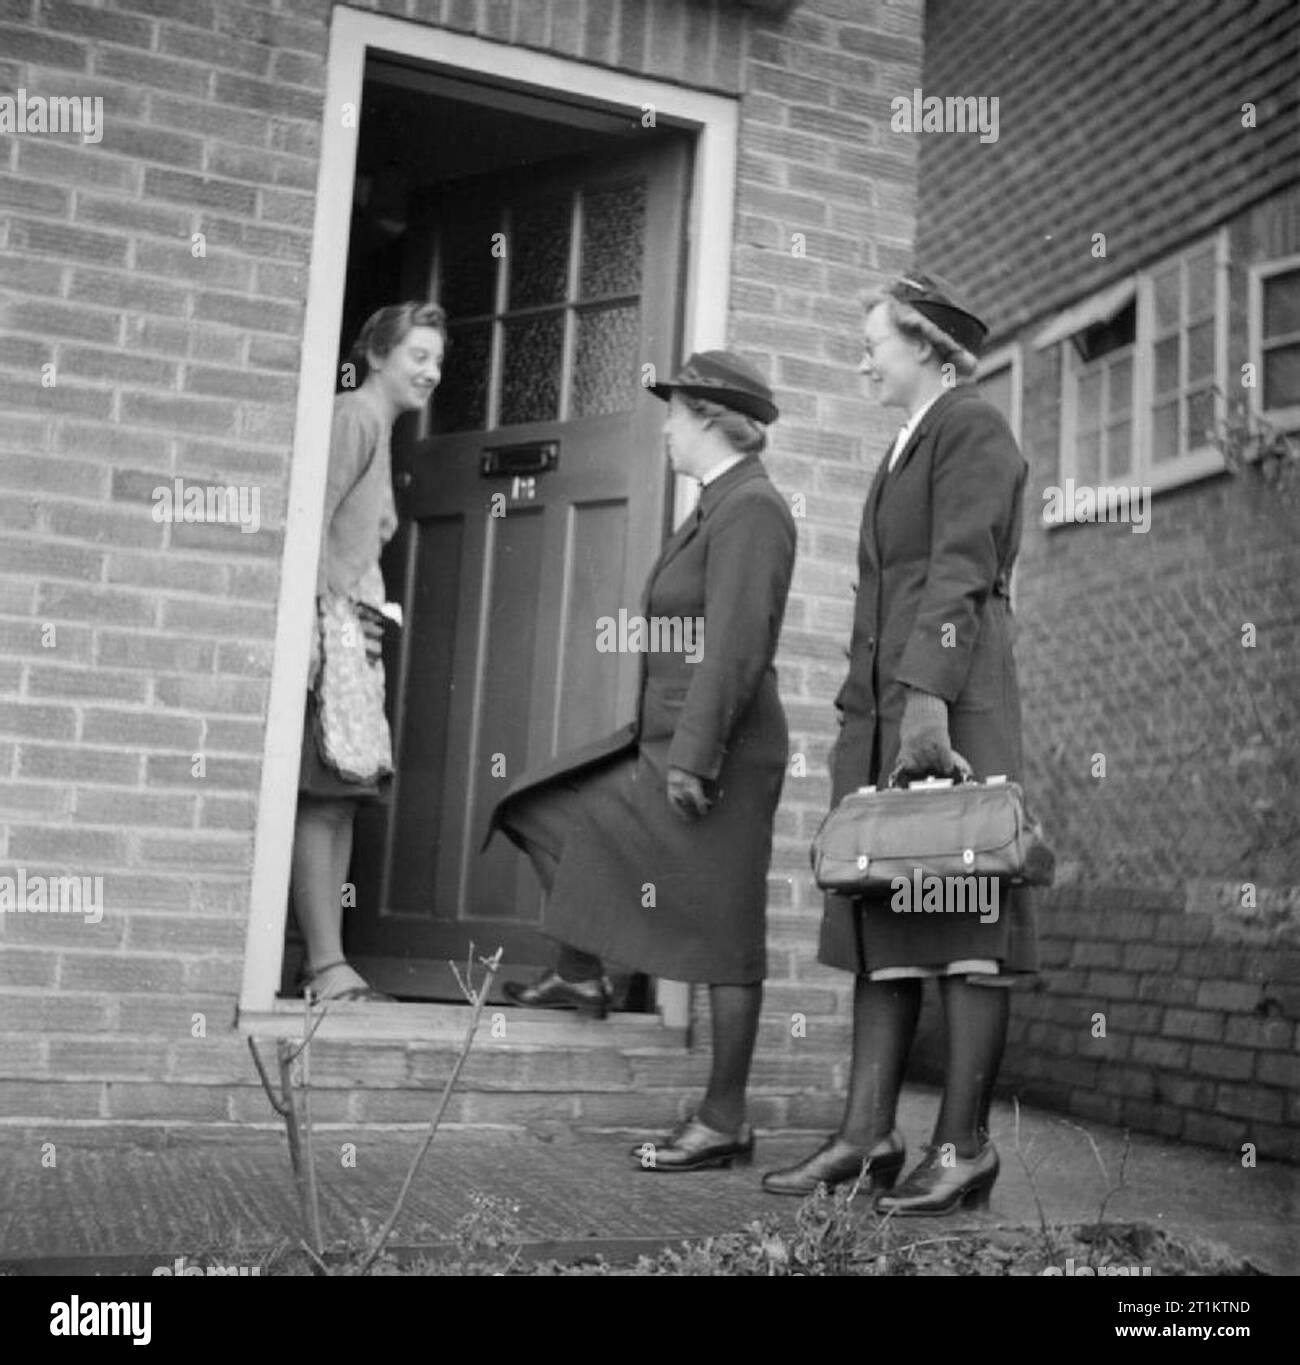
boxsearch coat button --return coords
[850,580,858,594]
[842,646,851,660]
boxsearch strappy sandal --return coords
[301,959,395,1003]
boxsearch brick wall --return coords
[916,0,1300,341]
[0,0,921,1124]
[909,885,1300,1162]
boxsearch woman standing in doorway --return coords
[292,301,447,1003]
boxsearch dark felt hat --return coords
[648,350,779,424]
[889,271,988,357]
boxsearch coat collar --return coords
[638,453,766,641]
[698,451,765,515]
[858,387,980,575]
[888,384,974,479]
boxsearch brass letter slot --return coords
[481,441,559,477]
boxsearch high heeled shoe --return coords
[503,969,611,1019]
[874,1140,999,1216]
[761,1130,905,1197]
[629,1114,755,1172]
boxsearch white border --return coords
[239,6,739,1021]
[1248,251,1300,433]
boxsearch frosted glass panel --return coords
[500,311,564,425]
[439,211,497,319]
[572,304,641,417]
[434,322,490,434]
[580,181,646,298]
[509,197,570,310]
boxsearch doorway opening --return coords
[279,55,692,1007]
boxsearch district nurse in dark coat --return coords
[487,351,797,1172]
[762,274,1036,1214]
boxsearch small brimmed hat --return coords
[648,350,779,425]
[889,272,988,357]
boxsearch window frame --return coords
[1248,251,1300,433]
[1049,229,1228,528]
[975,341,1023,444]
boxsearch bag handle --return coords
[886,756,977,790]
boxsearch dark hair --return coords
[677,393,768,455]
[348,301,448,372]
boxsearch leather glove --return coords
[667,766,711,820]
[894,688,973,782]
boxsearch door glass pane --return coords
[1186,319,1215,383]
[1263,343,1300,410]
[433,321,490,434]
[1107,355,1133,416]
[500,311,564,425]
[1105,420,1131,478]
[1186,247,1216,318]
[1154,336,1180,396]
[1184,388,1216,451]
[1153,264,1181,331]
[509,196,571,310]
[1152,400,1179,462]
[1075,430,1101,483]
[580,180,646,298]
[438,209,498,319]
[572,303,641,417]
[1263,269,1300,340]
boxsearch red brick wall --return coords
[0,0,920,1124]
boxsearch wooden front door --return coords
[348,137,690,998]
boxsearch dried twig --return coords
[1011,1096,1058,1262]
[297,993,324,1259]
[356,944,504,1275]
[247,1037,289,1118]
[298,1238,330,1276]
[249,998,327,1260]
[1061,1120,1133,1266]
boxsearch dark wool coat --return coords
[818,385,1038,975]
[488,454,797,983]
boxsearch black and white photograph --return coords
[0,0,1297,1318]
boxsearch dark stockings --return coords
[933,977,1009,1157]
[839,977,922,1146]
[839,974,1010,1157]
[697,983,763,1134]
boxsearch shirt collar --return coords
[898,389,944,444]
[698,452,746,487]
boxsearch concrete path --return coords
[1,1087,1295,1274]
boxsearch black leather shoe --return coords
[874,1140,999,1216]
[761,1130,905,1196]
[630,1114,754,1172]
[503,970,610,1019]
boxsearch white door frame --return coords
[238,5,739,1028]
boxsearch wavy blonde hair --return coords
[862,290,979,378]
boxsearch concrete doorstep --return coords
[0,1088,1295,1275]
